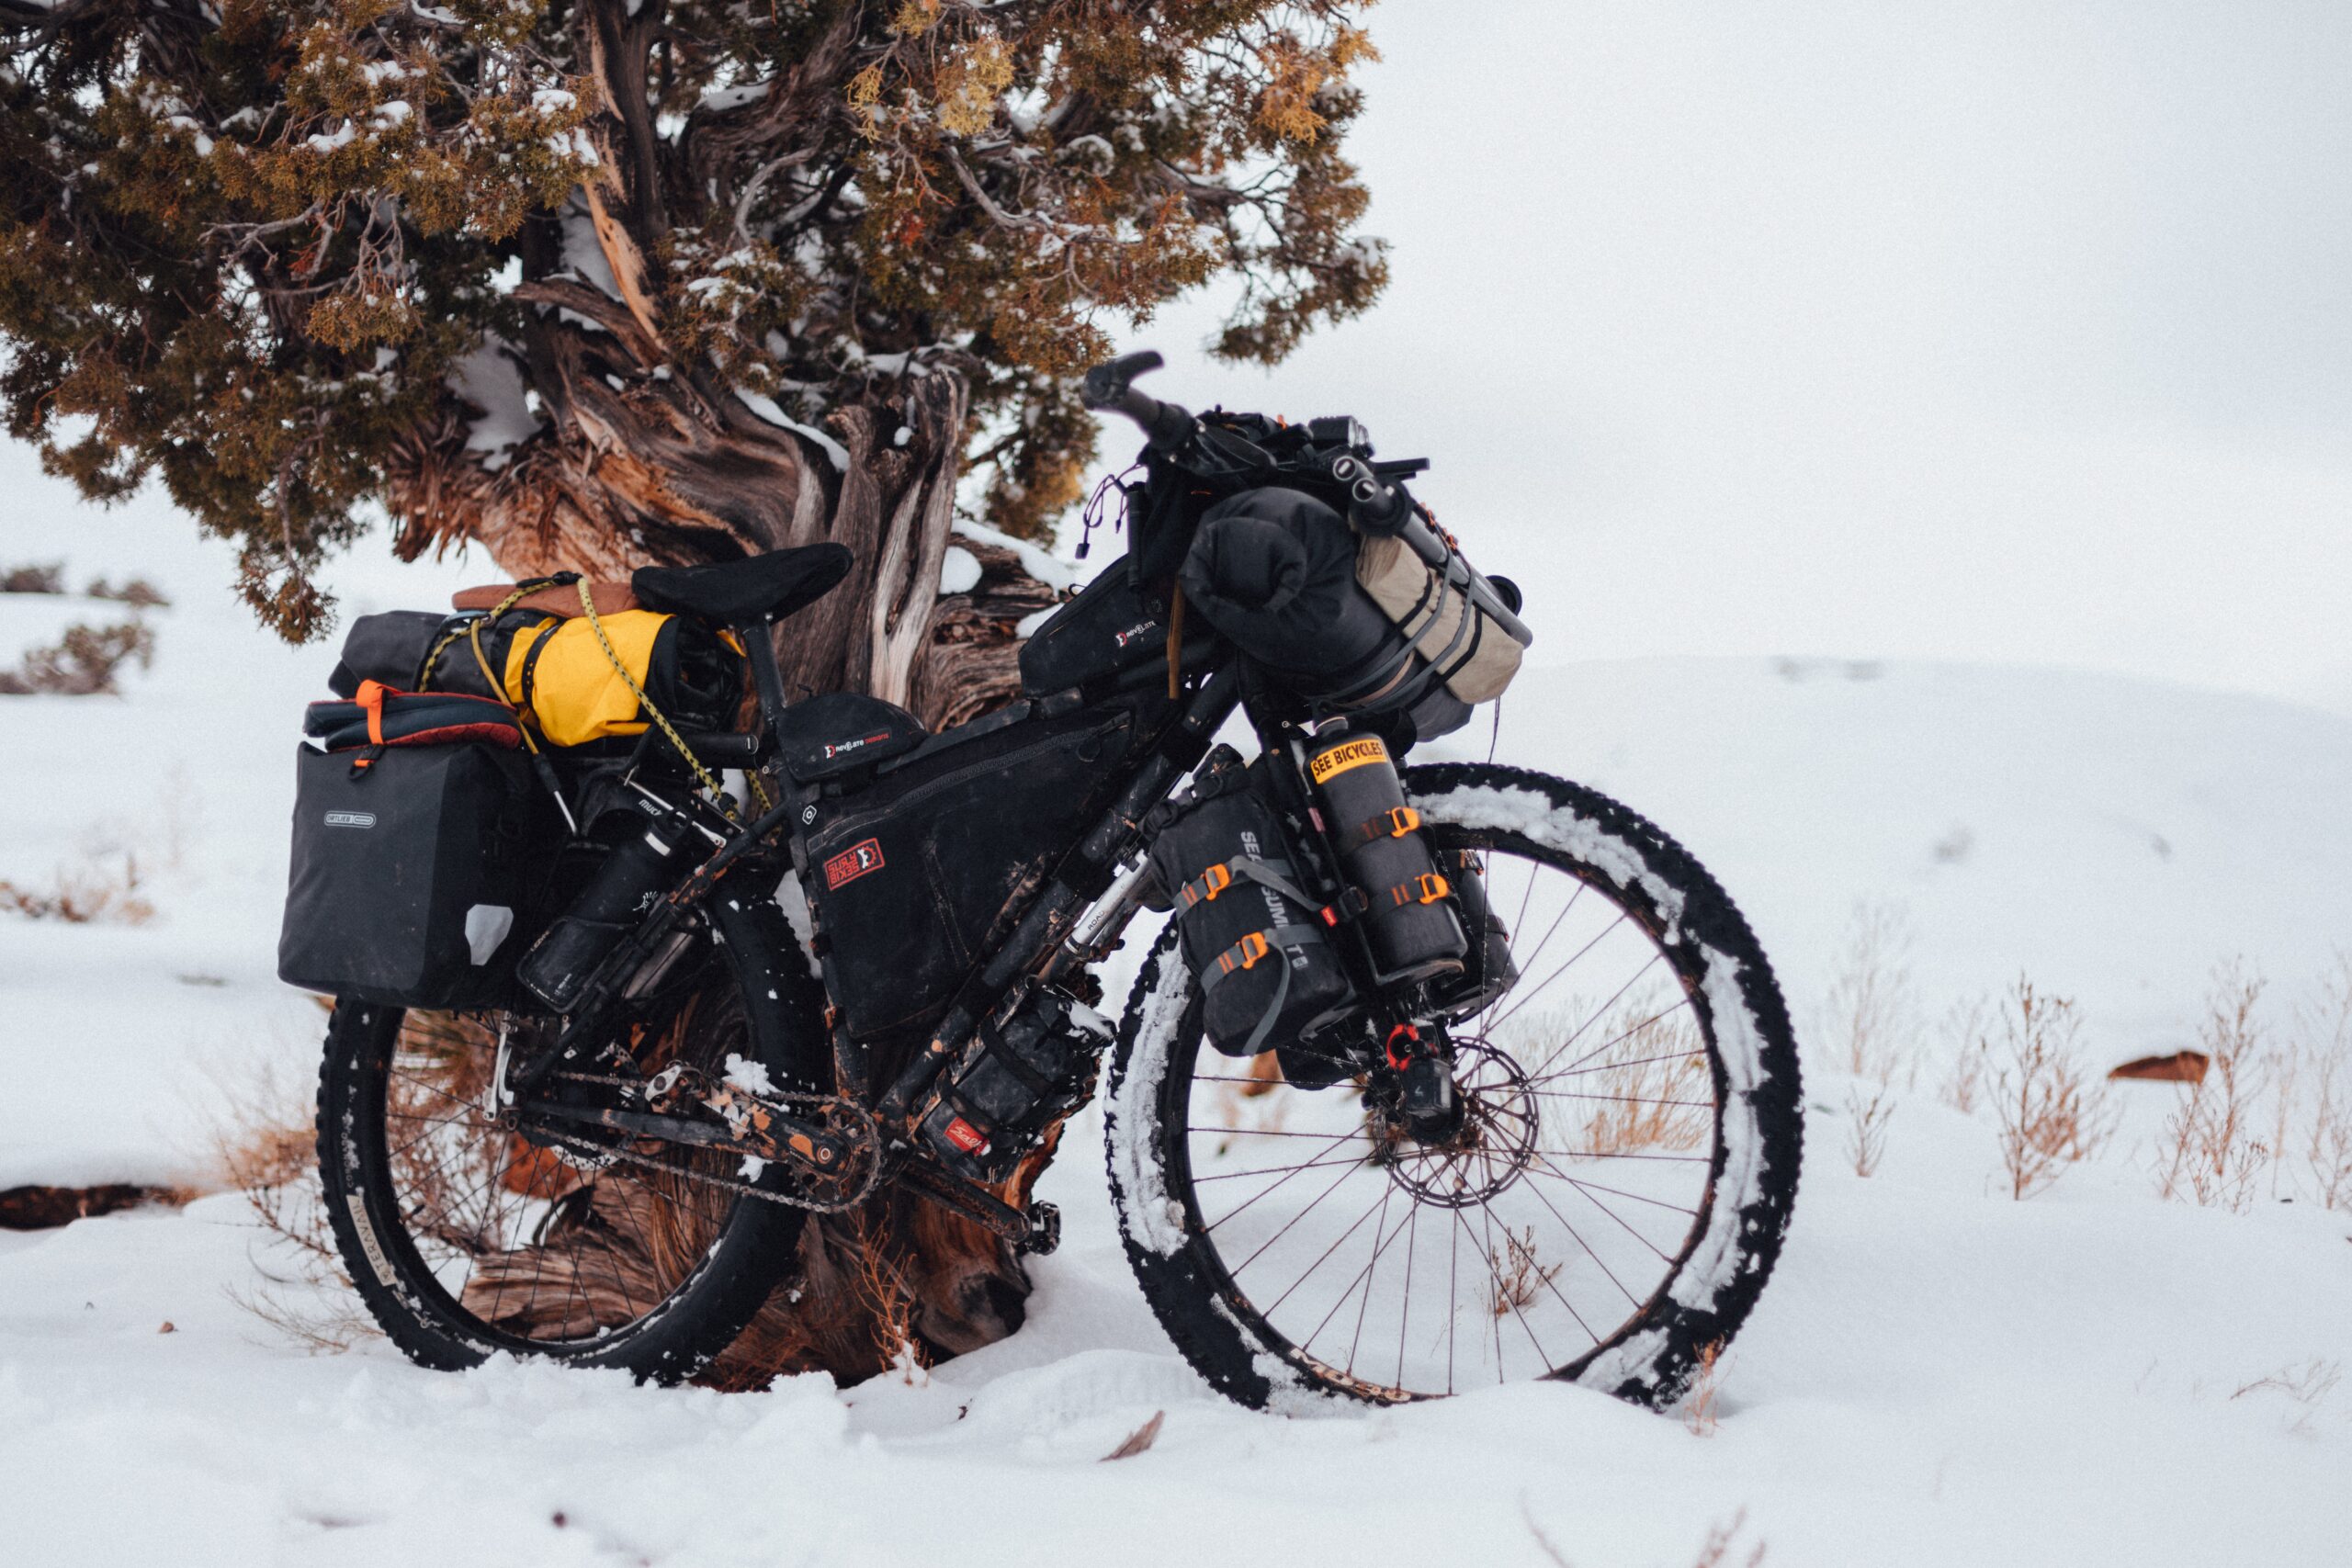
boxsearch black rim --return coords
[1161,824,1727,1400]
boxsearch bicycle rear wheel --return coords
[315,916,824,1382]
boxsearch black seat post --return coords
[739,620,791,735]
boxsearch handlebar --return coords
[1079,352,1533,650]
[1080,351,1198,453]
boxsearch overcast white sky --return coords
[1108,0,2352,715]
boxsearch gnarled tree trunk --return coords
[381,267,1062,1388]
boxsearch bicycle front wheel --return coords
[1105,763,1804,1408]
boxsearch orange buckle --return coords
[1359,806,1422,842]
[1182,863,1233,908]
[1217,931,1272,974]
[1393,873,1452,906]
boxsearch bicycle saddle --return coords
[631,542,853,626]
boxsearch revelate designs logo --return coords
[822,838,887,890]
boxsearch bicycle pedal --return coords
[1017,1201,1061,1257]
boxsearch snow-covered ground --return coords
[4,495,2350,1565]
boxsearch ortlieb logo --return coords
[323,811,377,829]
[1308,736,1389,784]
[823,838,886,890]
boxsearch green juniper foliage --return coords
[0,1,1385,639]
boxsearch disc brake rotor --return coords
[1376,1039,1539,1209]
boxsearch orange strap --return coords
[356,680,388,747]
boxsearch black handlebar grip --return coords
[1080,351,1197,452]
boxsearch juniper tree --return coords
[0,0,1384,722]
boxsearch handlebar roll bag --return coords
[1147,759,1361,1058]
[1176,489,1476,739]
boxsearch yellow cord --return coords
[574,580,771,820]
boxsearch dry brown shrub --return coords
[1937,995,1992,1113]
[1532,997,1712,1156]
[2154,962,2274,1212]
[2287,952,2352,1213]
[0,852,154,925]
[2230,1358,2343,1435]
[1820,901,1921,1087]
[0,560,63,593]
[0,617,155,695]
[1981,976,2116,1200]
[84,576,170,609]
[1688,1509,1768,1568]
[210,1047,377,1352]
[1843,1083,1895,1178]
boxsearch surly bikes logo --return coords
[822,838,886,890]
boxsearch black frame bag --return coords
[278,742,545,1009]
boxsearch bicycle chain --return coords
[534,1068,885,1214]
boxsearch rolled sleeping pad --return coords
[1177,487,1472,740]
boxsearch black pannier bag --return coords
[1432,845,1519,1017]
[804,692,1170,1040]
[1147,754,1360,1058]
[278,741,548,1010]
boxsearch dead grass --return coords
[1,560,63,593]
[2154,962,2274,1213]
[1680,1338,1727,1437]
[1487,1224,1564,1318]
[1936,996,1991,1113]
[209,1049,376,1353]
[84,576,170,609]
[2287,952,2352,1213]
[1974,977,2116,1200]
[1553,996,1713,1156]
[2230,1358,2342,1436]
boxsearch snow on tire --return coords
[1104,762,1804,1410]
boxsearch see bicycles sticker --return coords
[823,838,887,890]
[1309,735,1389,784]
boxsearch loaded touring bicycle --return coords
[284,354,1803,1408]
